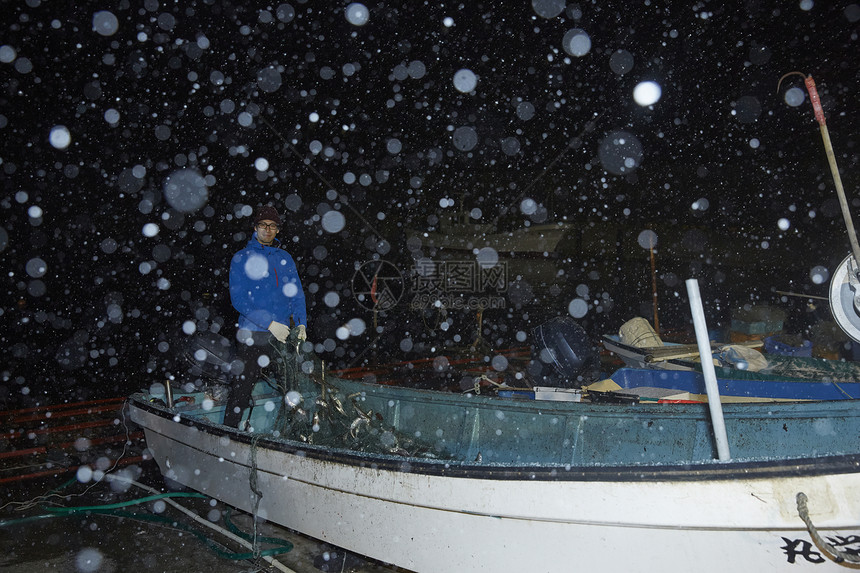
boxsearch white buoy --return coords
[685,279,731,461]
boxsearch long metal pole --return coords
[686,279,731,461]
[802,75,860,266]
[165,379,174,409]
[650,246,660,335]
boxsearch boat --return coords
[602,332,860,391]
[602,331,722,370]
[600,316,767,371]
[408,207,580,287]
[602,332,772,371]
[128,335,860,572]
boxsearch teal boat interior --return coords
[136,341,860,472]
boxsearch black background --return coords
[1,1,857,406]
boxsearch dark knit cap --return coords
[254,205,281,226]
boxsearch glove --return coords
[267,320,290,343]
[296,324,307,341]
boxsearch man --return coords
[226,204,307,428]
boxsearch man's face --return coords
[255,219,279,245]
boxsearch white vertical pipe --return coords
[685,279,731,461]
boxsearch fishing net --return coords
[262,332,442,458]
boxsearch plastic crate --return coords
[764,336,813,357]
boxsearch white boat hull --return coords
[131,403,860,572]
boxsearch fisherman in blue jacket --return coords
[225,204,307,428]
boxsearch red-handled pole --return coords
[783,72,860,269]
[804,76,827,125]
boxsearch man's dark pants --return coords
[223,330,274,427]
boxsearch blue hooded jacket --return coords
[229,234,307,332]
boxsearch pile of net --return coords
[262,332,441,459]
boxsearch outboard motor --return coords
[531,316,600,388]
[181,331,236,391]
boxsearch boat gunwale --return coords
[128,394,860,483]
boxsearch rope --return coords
[2,473,295,569]
[5,507,290,561]
[796,492,860,568]
[0,403,135,512]
[466,374,518,395]
[830,381,857,400]
[249,433,264,559]
[222,508,292,547]
[108,474,297,572]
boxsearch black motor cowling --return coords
[531,316,600,388]
[182,330,236,383]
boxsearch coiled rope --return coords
[249,433,264,559]
[796,492,860,568]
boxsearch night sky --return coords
[1,1,858,407]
